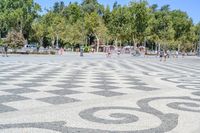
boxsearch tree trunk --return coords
[39,37,43,46]
[56,34,59,49]
[144,39,146,47]
[115,38,118,47]
[20,17,23,34]
[95,34,99,52]
[198,42,200,56]
[178,44,181,52]
[86,37,88,47]
[155,42,158,51]
[158,43,161,51]
[133,38,137,50]
[51,37,55,48]
[97,38,100,52]
[72,46,74,52]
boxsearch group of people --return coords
[106,48,122,58]
[1,44,8,57]
[158,50,185,61]
[158,50,169,61]
[105,46,187,61]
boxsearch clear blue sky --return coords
[35,0,200,24]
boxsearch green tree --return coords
[195,23,200,52]
[85,12,107,52]
[8,0,40,37]
[128,1,152,48]
[195,23,200,42]
[61,20,86,50]
[5,30,25,48]
[63,3,83,24]
[108,6,130,46]
[2,0,199,52]
[152,6,175,50]
[0,0,8,38]
[0,12,7,38]
[32,18,46,46]
[53,1,65,13]
[44,12,66,48]
[82,0,100,14]
[171,10,194,51]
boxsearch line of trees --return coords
[1,0,200,52]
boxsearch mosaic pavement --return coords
[0,54,200,133]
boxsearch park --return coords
[0,0,200,133]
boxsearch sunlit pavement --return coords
[0,53,200,133]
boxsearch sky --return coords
[35,0,200,24]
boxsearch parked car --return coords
[23,44,37,53]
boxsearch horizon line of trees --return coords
[0,0,200,52]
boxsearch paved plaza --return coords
[0,53,200,133]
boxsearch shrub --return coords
[5,30,25,49]
[50,50,56,55]
[84,46,91,53]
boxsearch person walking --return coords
[117,48,121,56]
[175,50,179,58]
[167,50,170,58]
[60,47,64,55]
[159,50,164,61]
[3,44,8,57]
[164,50,167,61]
[36,44,40,53]
[106,48,111,58]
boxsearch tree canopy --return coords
[0,0,200,52]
